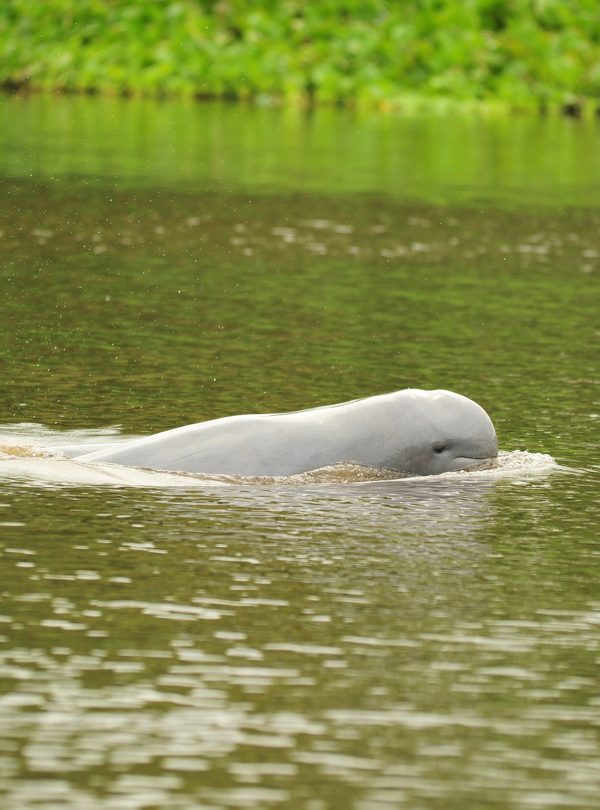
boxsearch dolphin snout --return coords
[454,456,499,472]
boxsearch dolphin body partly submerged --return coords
[55,389,498,478]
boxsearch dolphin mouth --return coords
[454,456,499,472]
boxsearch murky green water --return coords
[0,95,598,809]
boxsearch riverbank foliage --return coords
[1,1,600,113]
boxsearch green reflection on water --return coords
[2,95,600,205]
[0,94,598,810]
[0,475,599,809]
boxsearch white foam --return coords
[0,458,227,488]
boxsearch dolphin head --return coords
[387,389,498,476]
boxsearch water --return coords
[0,95,598,809]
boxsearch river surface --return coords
[0,95,598,809]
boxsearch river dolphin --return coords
[56,389,498,477]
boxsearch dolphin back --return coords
[76,413,333,476]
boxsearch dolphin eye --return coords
[433,443,447,454]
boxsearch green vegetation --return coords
[2,0,600,113]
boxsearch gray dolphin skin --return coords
[63,389,498,477]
